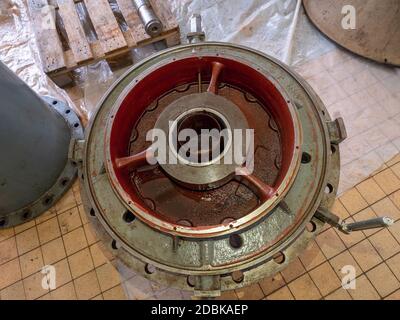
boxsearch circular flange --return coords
[0,97,83,229]
[154,92,249,190]
[79,42,341,294]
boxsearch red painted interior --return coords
[108,56,297,226]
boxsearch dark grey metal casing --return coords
[0,62,83,228]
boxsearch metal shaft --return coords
[343,217,394,233]
[132,0,162,37]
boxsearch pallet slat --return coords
[29,0,66,72]
[83,0,127,54]
[57,0,93,63]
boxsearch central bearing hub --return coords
[154,92,249,191]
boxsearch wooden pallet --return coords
[29,0,180,86]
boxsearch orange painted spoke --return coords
[207,62,224,94]
[235,167,275,201]
[115,148,155,170]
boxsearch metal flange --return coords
[76,42,343,297]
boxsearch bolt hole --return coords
[65,109,71,114]
[273,252,285,264]
[331,145,336,155]
[43,195,54,206]
[74,123,80,128]
[123,210,136,223]
[71,161,78,167]
[90,208,96,217]
[52,100,58,105]
[187,275,196,288]
[229,234,243,249]
[22,210,32,220]
[301,152,312,164]
[145,264,156,274]
[60,177,70,187]
[111,240,118,250]
[0,218,7,228]
[306,221,317,233]
[231,271,244,283]
[325,183,334,194]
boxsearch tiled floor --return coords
[294,49,400,194]
[0,154,399,300]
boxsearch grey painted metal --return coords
[0,62,83,228]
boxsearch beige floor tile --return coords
[371,197,400,221]
[389,220,400,242]
[385,289,400,300]
[19,247,44,278]
[15,227,39,255]
[89,243,108,268]
[235,283,264,300]
[265,286,294,300]
[23,271,49,300]
[83,223,98,246]
[287,274,321,300]
[41,237,67,265]
[91,294,104,300]
[0,237,18,265]
[339,188,368,215]
[0,280,26,300]
[309,262,341,296]
[258,272,285,296]
[78,205,88,225]
[366,263,400,298]
[391,162,400,179]
[373,168,400,195]
[386,253,400,279]
[0,258,22,290]
[0,228,14,242]
[35,209,56,225]
[324,287,352,300]
[50,282,77,300]
[68,248,94,279]
[315,228,346,259]
[369,229,400,259]
[63,227,88,256]
[37,217,61,245]
[53,259,72,288]
[390,189,400,210]
[96,263,122,293]
[331,199,350,220]
[280,258,306,283]
[349,275,380,300]
[55,190,77,214]
[329,250,362,279]
[387,154,400,167]
[299,240,326,271]
[58,207,82,235]
[356,178,386,205]
[216,290,238,300]
[73,270,101,300]
[14,220,35,235]
[349,239,383,272]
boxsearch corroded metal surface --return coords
[76,42,343,296]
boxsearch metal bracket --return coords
[187,14,206,44]
[327,118,347,144]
